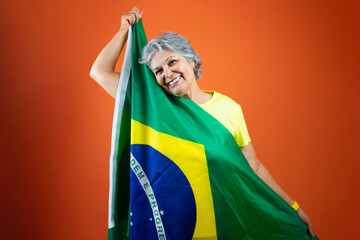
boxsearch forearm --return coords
[91,29,128,74]
[255,163,294,206]
[240,144,314,235]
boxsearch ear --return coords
[191,60,196,69]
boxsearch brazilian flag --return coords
[107,19,319,240]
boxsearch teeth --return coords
[168,76,181,87]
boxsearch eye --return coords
[155,69,163,75]
[168,59,177,66]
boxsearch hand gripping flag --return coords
[107,19,319,240]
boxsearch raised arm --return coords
[90,7,142,99]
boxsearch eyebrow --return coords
[153,56,175,72]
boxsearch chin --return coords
[162,85,186,98]
[171,89,187,97]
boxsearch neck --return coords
[181,83,212,105]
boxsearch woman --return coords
[90,6,315,237]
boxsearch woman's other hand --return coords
[297,207,315,237]
[119,6,142,34]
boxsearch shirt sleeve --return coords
[233,105,251,147]
[199,91,251,148]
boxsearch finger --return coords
[127,13,136,25]
[132,6,139,12]
[125,11,136,23]
[129,7,140,16]
[122,14,134,26]
[130,11,139,22]
[308,222,315,237]
[129,10,141,22]
[132,6,142,17]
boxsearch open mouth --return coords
[167,76,181,88]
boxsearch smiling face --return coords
[150,49,197,98]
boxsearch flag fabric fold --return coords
[107,19,319,240]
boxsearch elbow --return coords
[252,162,261,174]
[89,70,95,80]
[249,158,261,174]
[89,66,99,82]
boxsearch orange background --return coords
[1,0,359,239]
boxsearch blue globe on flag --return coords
[130,144,197,240]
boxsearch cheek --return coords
[178,64,192,77]
[155,76,164,86]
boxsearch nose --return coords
[163,66,172,79]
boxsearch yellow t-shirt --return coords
[199,90,251,147]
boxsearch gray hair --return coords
[139,32,203,79]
